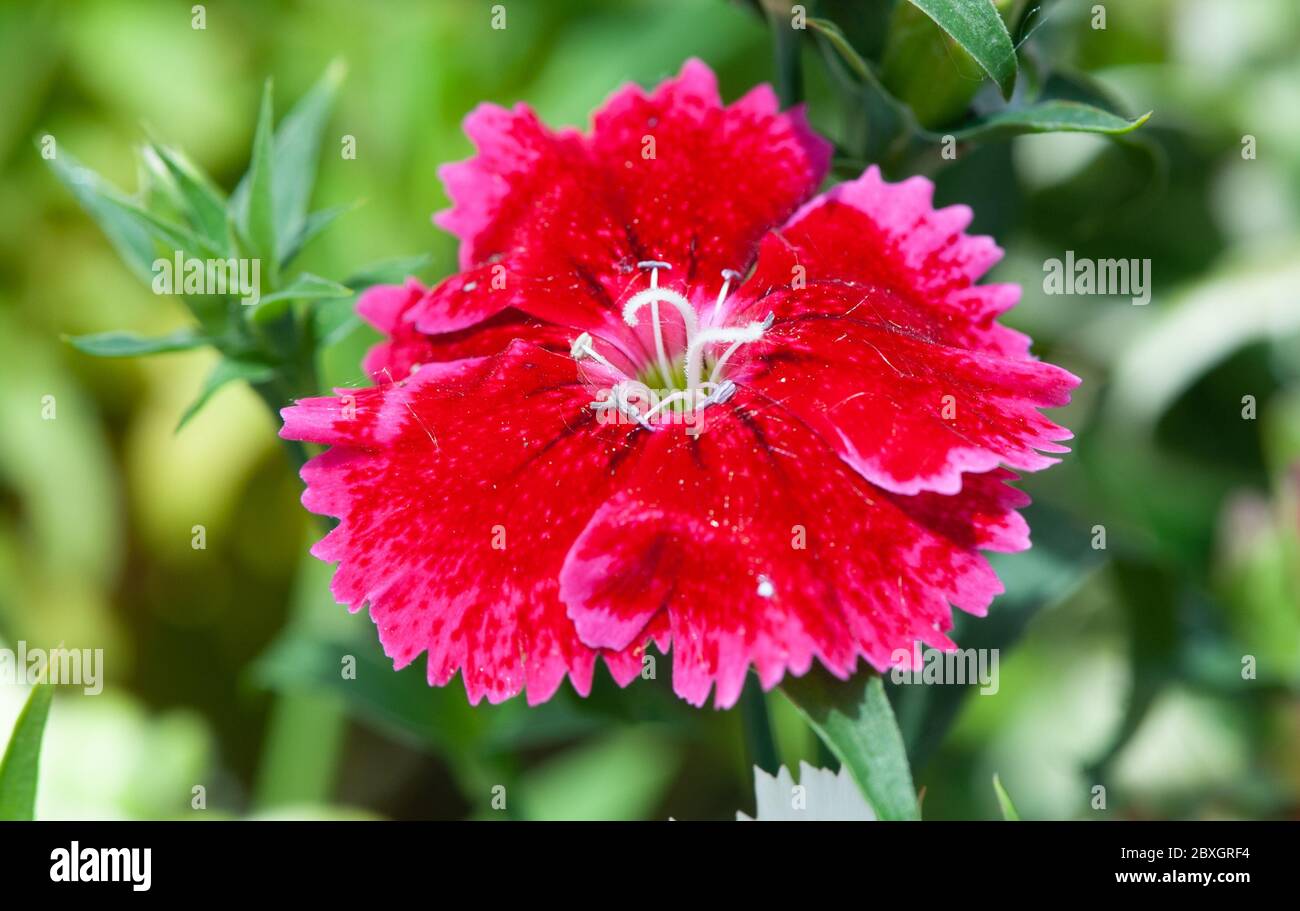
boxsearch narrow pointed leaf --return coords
[152,143,230,249]
[65,328,209,357]
[137,144,189,226]
[256,273,352,305]
[45,149,157,282]
[252,273,354,324]
[100,193,224,261]
[781,670,920,821]
[279,201,359,267]
[270,59,346,252]
[47,148,224,279]
[232,62,345,271]
[342,253,434,291]
[0,684,54,821]
[946,101,1151,141]
[906,0,1018,99]
[239,80,278,286]
[177,356,276,430]
[993,773,1021,820]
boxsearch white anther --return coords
[590,381,656,432]
[704,379,737,406]
[712,268,743,322]
[570,332,618,372]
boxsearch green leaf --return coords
[906,0,1017,99]
[781,670,920,820]
[45,148,159,283]
[255,273,353,306]
[342,253,434,291]
[176,356,276,431]
[268,60,346,262]
[279,201,360,267]
[64,328,209,358]
[239,79,278,287]
[136,144,190,227]
[100,193,224,261]
[0,684,54,821]
[251,273,354,324]
[992,773,1020,820]
[232,62,345,271]
[47,148,224,280]
[946,101,1151,141]
[150,143,230,250]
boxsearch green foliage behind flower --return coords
[0,0,1296,821]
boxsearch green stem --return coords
[248,338,346,812]
[768,7,804,107]
[740,677,781,776]
[253,691,345,809]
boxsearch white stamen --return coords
[590,380,656,432]
[570,332,618,372]
[712,268,742,323]
[704,379,736,406]
[623,287,698,340]
[709,312,774,384]
[684,314,772,395]
[640,390,697,420]
[584,262,772,428]
[628,261,685,383]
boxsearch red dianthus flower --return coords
[281,60,1078,708]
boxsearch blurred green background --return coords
[0,0,1297,820]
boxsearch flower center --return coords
[574,261,772,430]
